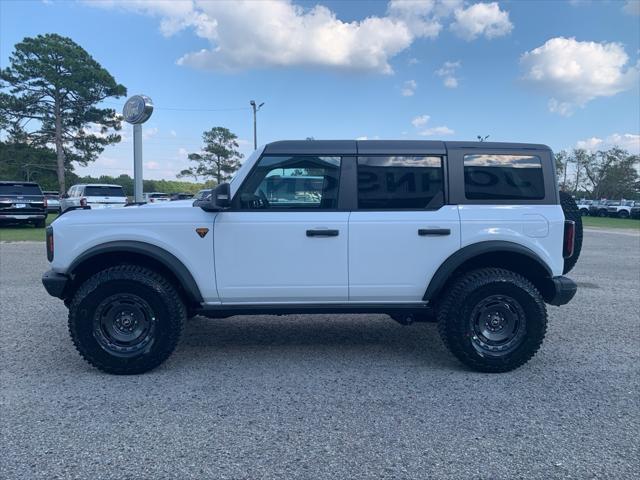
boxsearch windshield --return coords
[230,146,264,191]
[85,186,125,197]
[0,184,42,196]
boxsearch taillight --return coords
[80,197,87,207]
[46,226,54,261]
[563,220,575,258]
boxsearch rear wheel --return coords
[437,268,547,373]
[618,210,630,219]
[559,191,583,274]
[68,265,185,374]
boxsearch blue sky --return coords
[1,0,639,180]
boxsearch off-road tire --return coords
[68,265,185,374]
[559,191,582,274]
[437,268,547,373]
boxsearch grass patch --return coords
[582,215,640,230]
[0,214,58,242]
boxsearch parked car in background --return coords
[43,191,61,213]
[194,189,212,201]
[576,199,593,216]
[170,192,194,201]
[0,181,47,227]
[60,184,127,213]
[588,200,612,217]
[607,200,635,218]
[142,192,170,203]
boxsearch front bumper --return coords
[544,276,577,306]
[42,270,69,299]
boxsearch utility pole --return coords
[250,100,265,150]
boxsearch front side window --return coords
[357,156,444,209]
[464,154,544,200]
[237,156,341,209]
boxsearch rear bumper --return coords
[0,213,46,220]
[42,270,69,299]
[544,276,577,306]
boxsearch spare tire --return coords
[559,191,583,274]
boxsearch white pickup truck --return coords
[42,140,581,374]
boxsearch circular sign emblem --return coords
[123,95,154,124]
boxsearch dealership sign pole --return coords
[122,95,154,203]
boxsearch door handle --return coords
[306,229,339,237]
[418,228,451,236]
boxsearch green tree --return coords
[575,147,639,199]
[0,34,127,193]
[179,127,242,184]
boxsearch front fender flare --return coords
[67,241,203,304]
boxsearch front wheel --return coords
[437,268,547,373]
[68,265,185,374]
[618,210,630,219]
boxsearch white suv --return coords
[42,140,581,374]
[60,184,127,212]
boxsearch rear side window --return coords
[464,154,544,200]
[84,186,125,197]
[357,156,444,210]
[0,184,42,196]
[237,155,341,209]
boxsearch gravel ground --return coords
[1,232,639,479]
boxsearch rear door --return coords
[348,154,461,302]
[214,154,349,303]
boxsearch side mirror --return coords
[199,183,231,212]
[61,193,69,199]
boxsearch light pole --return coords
[250,100,264,150]
[123,95,154,203]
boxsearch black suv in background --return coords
[0,181,48,227]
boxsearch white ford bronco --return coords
[42,140,581,374]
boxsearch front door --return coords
[214,154,348,303]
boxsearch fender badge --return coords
[195,228,209,238]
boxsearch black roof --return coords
[0,181,40,185]
[263,140,550,155]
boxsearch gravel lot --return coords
[1,231,639,479]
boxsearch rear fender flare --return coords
[423,241,553,301]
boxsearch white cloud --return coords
[521,37,640,116]
[420,125,455,136]
[450,2,513,40]
[411,114,430,128]
[408,57,420,65]
[435,60,461,88]
[142,127,159,140]
[85,0,507,74]
[401,79,418,96]
[356,136,369,140]
[170,130,177,137]
[576,133,640,154]
[410,113,453,136]
[623,0,640,15]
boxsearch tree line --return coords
[0,34,243,193]
[556,147,639,199]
